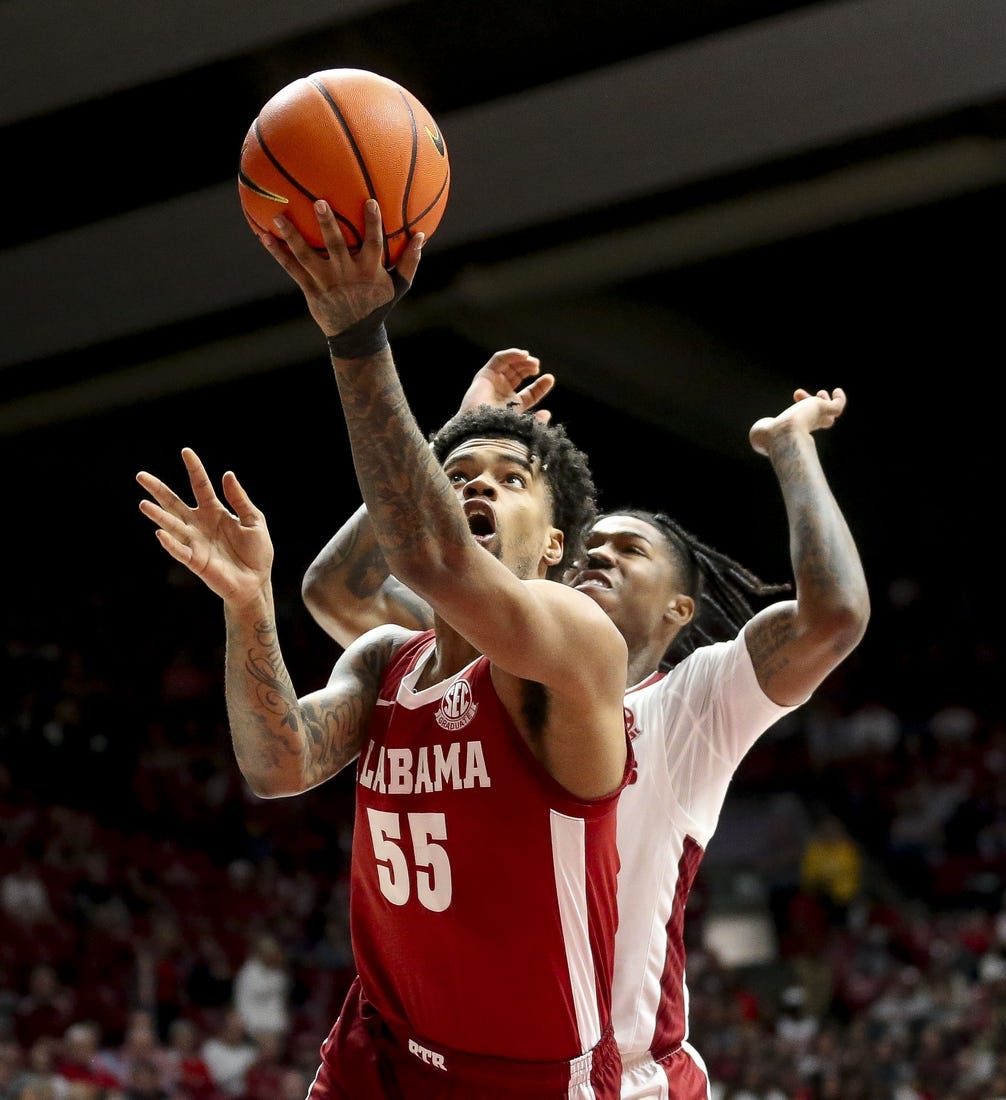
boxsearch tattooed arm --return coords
[301,503,433,648]
[224,609,409,796]
[302,350,554,648]
[744,388,870,707]
[136,446,410,797]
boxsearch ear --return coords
[664,594,695,627]
[543,527,564,567]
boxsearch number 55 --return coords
[367,808,453,912]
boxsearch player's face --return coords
[442,437,562,579]
[566,515,681,643]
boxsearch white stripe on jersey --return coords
[550,810,602,1054]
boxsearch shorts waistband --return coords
[383,1018,619,1091]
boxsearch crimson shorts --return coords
[619,1043,711,1100]
[307,976,622,1100]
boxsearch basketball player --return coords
[301,349,871,1099]
[137,200,633,1100]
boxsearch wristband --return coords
[326,269,412,359]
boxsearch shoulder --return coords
[328,624,423,687]
[643,630,773,718]
[525,577,626,649]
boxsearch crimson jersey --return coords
[351,629,634,1063]
[611,625,798,1096]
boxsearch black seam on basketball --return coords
[404,171,450,230]
[398,89,419,248]
[253,118,318,204]
[310,76,389,268]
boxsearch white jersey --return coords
[613,625,797,1061]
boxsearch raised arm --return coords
[744,387,870,706]
[136,447,408,797]
[301,348,555,647]
[262,202,626,698]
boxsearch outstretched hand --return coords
[136,448,274,607]
[258,198,423,338]
[749,388,847,457]
[458,348,555,423]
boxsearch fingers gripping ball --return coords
[238,68,450,268]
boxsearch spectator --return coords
[98,1010,173,1089]
[799,813,864,927]
[240,1032,285,1100]
[134,915,187,1041]
[164,1018,218,1100]
[0,850,55,927]
[232,937,289,1041]
[12,965,77,1048]
[121,1060,169,1100]
[774,985,818,1056]
[55,1021,121,1091]
[200,1010,255,1098]
[11,1037,66,1099]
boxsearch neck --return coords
[418,615,481,687]
[625,642,668,688]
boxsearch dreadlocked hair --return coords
[430,406,597,579]
[598,508,791,666]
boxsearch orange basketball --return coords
[238,68,450,269]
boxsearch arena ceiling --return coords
[4,0,1003,626]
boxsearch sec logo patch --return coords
[436,679,479,731]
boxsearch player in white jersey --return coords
[302,350,870,1099]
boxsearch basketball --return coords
[238,68,450,269]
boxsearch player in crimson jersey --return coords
[137,203,632,1100]
[301,350,871,1099]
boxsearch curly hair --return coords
[596,507,791,665]
[430,406,597,578]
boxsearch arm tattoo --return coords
[347,540,393,600]
[226,617,302,781]
[334,359,470,565]
[745,610,797,680]
[773,431,857,598]
[299,637,390,784]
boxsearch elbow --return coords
[301,563,325,616]
[235,758,307,801]
[243,774,303,800]
[818,594,871,657]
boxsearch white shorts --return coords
[619,1043,711,1100]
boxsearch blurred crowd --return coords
[2,559,1003,1100]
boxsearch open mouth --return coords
[464,501,496,544]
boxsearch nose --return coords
[462,476,497,499]
[586,546,615,569]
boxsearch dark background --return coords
[2,6,1006,1092]
[3,0,1003,749]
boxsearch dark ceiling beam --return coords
[0,0,406,125]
